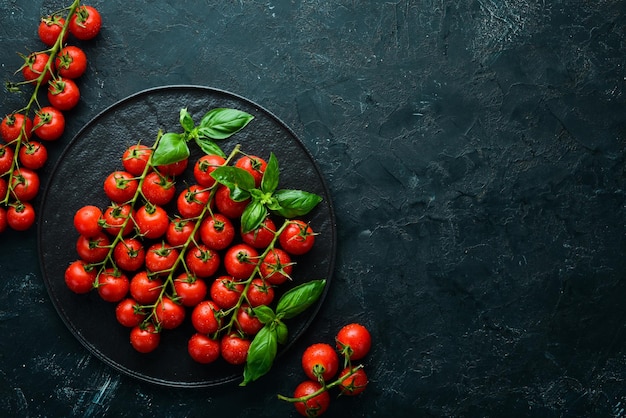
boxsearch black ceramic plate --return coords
[38,86,335,388]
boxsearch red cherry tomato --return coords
[75,233,110,263]
[223,243,259,280]
[122,144,152,176]
[1,113,32,143]
[185,244,220,279]
[301,343,339,382]
[21,52,53,84]
[55,45,88,79]
[0,146,14,174]
[279,220,316,255]
[338,367,368,396]
[129,271,163,305]
[113,238,146,272]
[292,380,330,417]
[235,155,267,187]
[173,273,207,307]
[48,78,80,111]
[10,168,40,201]
[214,185,249,219]
[64,259,96,294]
[103,171,138,204]
[220,333,251,365]
[102,204,135,237]
[141,172,175,206]
[191,300,221,335]
[335,323,372,361]
[73,205,103,237]
[260,247,293,285]
[130,323,160,353]
[245,278,275,308]
[18,140,48,170]
[38,15,67,47]
[188,333,220,364]
[241,216,276,249]
[115,298,146,328]
[33,106,65,141]
[97,268,130,303]
[209,276,243,309]
[69,5,102,40]
[153,297,185,330]
[145,242,179,276]
[193,154,225,187]
[199,213,235,250]
[134,204,169,239]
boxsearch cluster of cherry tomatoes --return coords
[66,143,318,367]
[280,323,372,416]
[0,2,101,233]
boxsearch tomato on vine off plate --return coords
[38,86,336,388]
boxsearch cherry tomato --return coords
[166,218,197,247]
[235,155,267,187]
[141,172,175,206]
[0,179,6,202]
[214,185,249,219]
[188,333,220,364]
[130,323,160,353]
[21,52,53,84]
[193,154,225,187]
[302,343,339,382]
[75,233,110,263]
[153,296,185,330]
[210,276,243,309]
[33,106,65,141]
[191,300,221,334]
[115,298,146,328]
[55,45,87,79]
[69,5,102,40]
[7,202,36,231]
[246,278,275,308]
[102,204,135,236]
[223,243,259,280]
[10,168,40,201]
[260,247,293,285]
[177,184,210,219]
[38,15,67,47]
[292,380,330,417]
[103,171,138,204]
[64,260,96,294]
[145,242,179,275]
[18,140,47,170]
[122,144,152,176]
[241,216,276,249]
[48,78,80,111]
[185,244,220,279]
[1,113,32,143]
[338,367,368,396]
[279,220,316,255]
[73,205,103,237]
[236,304,263,336]
[129,271,163,305]
[134,204,169,239]
[0,207,6,234]
[113,238,146,272]
[336,323,371,361]
[97,268,130,303]
[174,273,207,307]
[199,213,235,250]
[157,158,188,177]
[220,333,251,365]
[0,146,14,174]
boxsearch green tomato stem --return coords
[276,364,365,403]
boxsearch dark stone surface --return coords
[1,0,625,416]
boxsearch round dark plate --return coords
[37,85,336,388]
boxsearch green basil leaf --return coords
[241,325,278,386]
[194,136,226,157]
[241,199,267,233]
[265,196,282,212]
[252,305,276,324]
[211,166,256,191]
[179,108,195,133]
[272,189,323,218]
[261,153,279,194]
[200,108,254,140]
[275,320,288,345]
[151,133,190,166]
[276,279,326,320]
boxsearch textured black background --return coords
[1,1,626,417]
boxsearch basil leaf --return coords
[276,279,326,320]
[261,153,279,194]
[151,133,189,166]
[241,199,267,233]
[200,108,254,140]
[241,325,278,386]
[211,166,256,192]
[252,305,276,324]
[276,320,288,345]
[272,189,322,218]
[179,108,195,133]
[194,136,226,158]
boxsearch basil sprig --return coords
[241,279,326,386]
[151,108,254,166]
[211,153,323,233]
